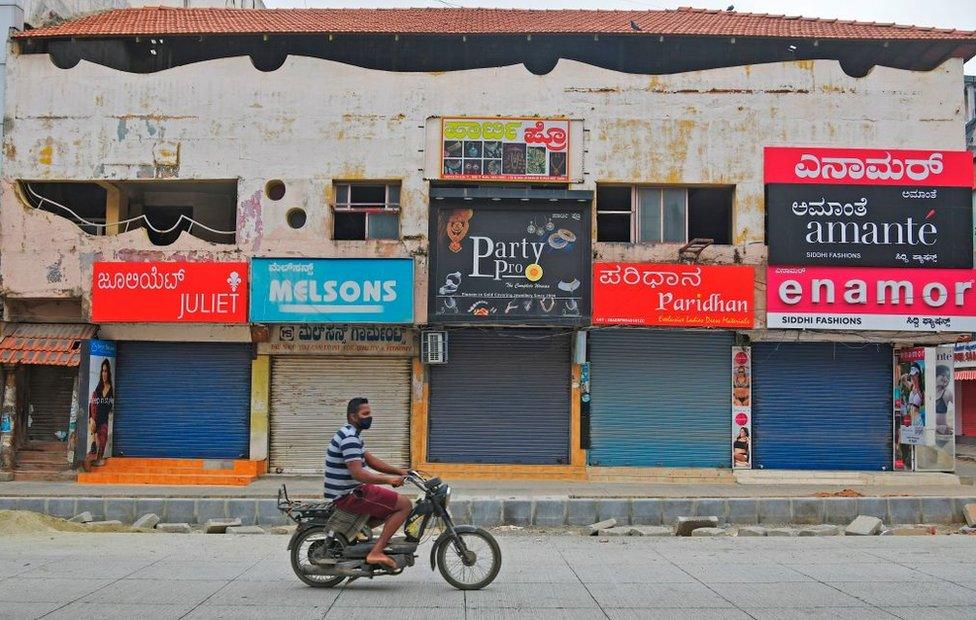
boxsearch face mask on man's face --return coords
[357,416,373,430]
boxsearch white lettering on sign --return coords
[793,152,945,182]
[268,279,398,304]
[776,278,976,308]
[177,293,239,320]
[470,236,545,281]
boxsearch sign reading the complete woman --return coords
[91,261,248,323]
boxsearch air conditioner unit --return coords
[422,330,448,364]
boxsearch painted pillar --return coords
[67,374,80,466]
[0,365,18,472]
[409,357,428,469]
[249,354,269,464]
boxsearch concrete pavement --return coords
[2,530,976,618]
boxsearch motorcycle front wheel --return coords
[437,528,502,590]
[290,527,346,588]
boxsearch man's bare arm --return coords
[347,460,402,486]
[364,451,407,476]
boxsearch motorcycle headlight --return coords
[442,485,451,508]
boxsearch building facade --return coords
[0,7,974,482]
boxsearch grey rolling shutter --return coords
[269,356,411,473]
[27,366,76,442]
[588,330,732,467]
[428,329,571,464]
[752,342,892,470]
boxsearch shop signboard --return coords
[894,346,956,471]
[766,266,976,332]
[75,340,116,466]
[265,324,416,356]
[764,147,974,268]
[250,258,414,324]
[954,342,976,369]
[429,205,590,324]
[440,117,570,182]
[593,263,754,328]
[731,346,752,469]
[92,262,248,323]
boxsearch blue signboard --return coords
[250,258,414,324]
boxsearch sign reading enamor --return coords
[250,258,414,324]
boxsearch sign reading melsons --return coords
[250,258,414,324]
[764,147,974,268]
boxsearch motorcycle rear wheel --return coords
[437,528,502,590]
[290,527,346,588]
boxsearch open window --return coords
[332,182,400,241]
[20,180,237,246]
[596,185,733,244]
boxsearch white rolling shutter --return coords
[269,356,411,473]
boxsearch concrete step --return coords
[12,469,76,482]
[587,467,735,484]
[18,442,66,454]
[76,472,259,486]
[15,454,68,466]
[734,470,961,486]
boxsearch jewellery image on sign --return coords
[539,296,556,313]
[563,300,580,316]
[440,298,458,314]
[558,278,581,292]
[468,301,494,316]
[438,272,462,295]
[445,209,474,253]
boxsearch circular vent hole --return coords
[265,180,286,201]
[286,208,307,229]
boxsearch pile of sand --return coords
[0,510,144,535]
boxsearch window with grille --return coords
[332,183,401,241]
[596,185,733,244]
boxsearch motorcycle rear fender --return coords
[286,523,320,551]
[429,525,479,570]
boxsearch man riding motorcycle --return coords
[324,397,411,570]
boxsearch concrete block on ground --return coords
[737,526,767,537]
[226,525,265,535]
[226,499,258,526]
[597,499,631,525]
[920,497,954,525]
[104,499,136,523]
[674,516,719,536]
[887,498,922,525]
[846,515,884,536]
[598,526,633,537]
[46,498,77,519]
[758,499,791,525]
[566,499,598,526]
[270,525,297,535]
[69,511,93,523]
[133,513,160,529]
[203,518,242,534]
[959,525,976,535]
[823,498,858,525]
[630,526,672,537]
[766,527,798,537]
[726,499,758,525]
[196,499,228,524]
[586,518,617,536]
[855,498,887,521]
[694,499,727,521]
[532,499,566,527]
[470,499,503,527]
[88,520,123,526]
[164,499,195,524]
[691,527,729,537]
[631,499,663,525]
[964,503,976,527]
[74,498,105,522]
[135,499,167,521]
[798,524,840,537]
[888,526,936,536]
[662,499,694,524]
[502,499,532,526]
[156,522,192,533]
[791,498,825,525]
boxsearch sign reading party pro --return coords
[250,258,414,324]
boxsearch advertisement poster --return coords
[731,346,752,469]
[440,117,570,182]
[250,258,414,324]
[92,262,248,323]
[78,340,116,468]
[916,345,956,471]
[593,263,754,328]
[766,266,976,332]
[429,205,590,324]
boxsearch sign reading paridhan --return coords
[250,258,414,324]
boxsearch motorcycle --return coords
[277,470,502,590]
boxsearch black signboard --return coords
[767,184,973,268]
[429,203,591,324]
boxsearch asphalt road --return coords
[2,530,976,619]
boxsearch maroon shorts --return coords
[334,484,400,520]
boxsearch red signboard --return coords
[764,147,974,187]
[593,263,755,328]
[92,262,248,323]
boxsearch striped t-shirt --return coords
[324,424,365,500]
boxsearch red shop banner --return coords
[92,262,248,323]
[593,263,755,328]
[763,147,974,187]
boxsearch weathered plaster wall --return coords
[0,51,966,328]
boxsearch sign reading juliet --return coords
[764,147,974,269]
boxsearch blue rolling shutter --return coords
[113,342,252,459]
[752,342,892,471]
[428,329,571,465]
[588,330,732,467]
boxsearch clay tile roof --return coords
[13,6,976,41]
[0,323,97,367]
